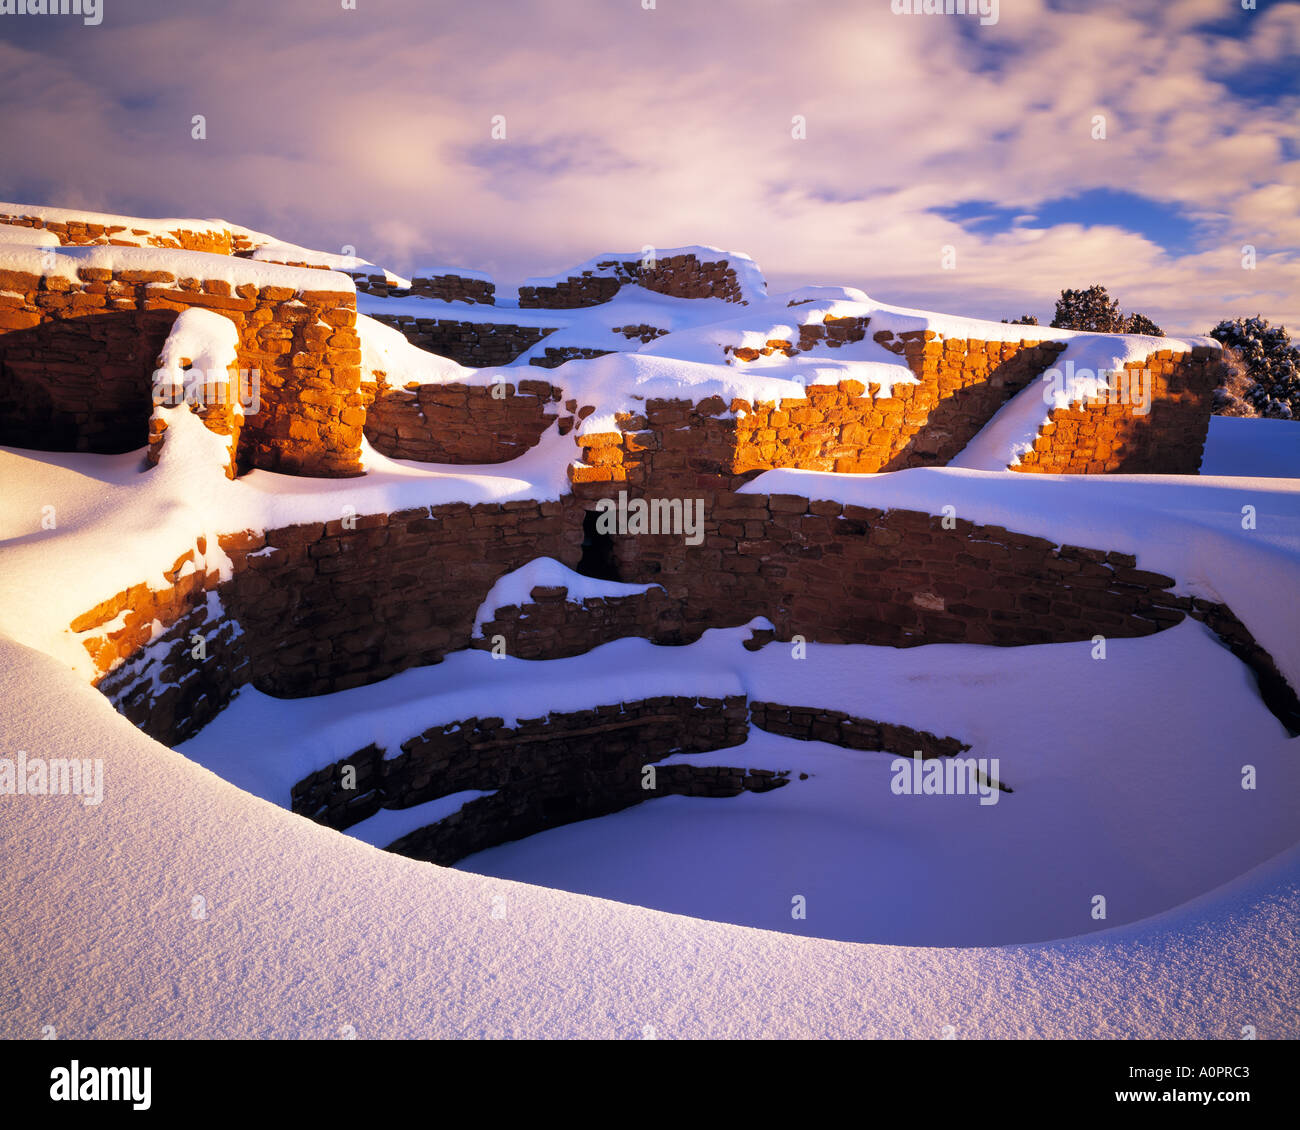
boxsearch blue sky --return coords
[934,190,1203,259]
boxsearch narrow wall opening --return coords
[577,509,620,581]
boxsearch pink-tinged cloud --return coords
[0,0,1295,334]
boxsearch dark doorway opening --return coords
[577,510,620,581]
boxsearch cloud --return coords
[0,0,1295,334]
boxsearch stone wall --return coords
[568,486,1194,649]
[290,694,750,860]
[750,702,971,759]
[362,378,561,463]
[529,345,613,369]
[0,209,252,254]
[471,582,677,659]
[406,272,495,304]
[269,266,497,305]
[1186,599,1300,734]
[0,251,364,475]
[70,538,249,744]
[1015,346,1224,474]
[566,337,1071,491]
[72,488,1300,749]
[286,691,991,864]
[219,500,580,699]
[368,313,557,367]
[519,252,747,308]
[0,289,176,453]
[565,334,1222,484]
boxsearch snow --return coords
[0,415,576,677]
[177,628,755,796]
[358,292,570,328]
[741,465,1300,694]
[357,284,1215,455]
[246,240,411,289]
[175,617,1300,944]
[412,265,494,283]
[0,242,355,295]
[0,199,279,250]
[519,351,912,438]
[154,308,243,426]
[1200,416,1300,479]
[471,557,660,637]
[1,633,1297,1038]
[345,790,497,849]
[520,245,769,305]
[358,313,468,385]
[952,333,1217,471]
[0,226,1295,1037]
[0,224,59,247]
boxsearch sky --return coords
[0,0,1296,336]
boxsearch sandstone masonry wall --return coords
[0,256,363,474]
[519,252,747,308]
[749,702,971,759]
[286,693,986,864]
[368,313,557,367]
[74,491,1300,749]
[1015,346,1223,474]
[565,484,1195,649]
[566,336,1070,492]
[70,538,249,744]
[219,500,581,699]
[406,272,495,304]
[363,378,560,463]
[0,210,252,254]
[472,582,677,659]
[291,694,750,860]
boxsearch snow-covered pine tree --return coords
[1051,285,1125,333]
[1123,312,1163,336]
[1209,317,1299,419]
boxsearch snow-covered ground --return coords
[1,241,1297,1037]
[1,637,1296,1039]
[179,618,1299,946]
[1201,416,1300,479]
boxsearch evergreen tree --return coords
[1051,285,1125,333]
[1209,317,1299,419]
[1123,312,1163,336]
[1048,286,1163,336]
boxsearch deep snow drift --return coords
[1,221,1297,1038]
[2,636,1297,1039]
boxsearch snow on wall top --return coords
[154,309,244,431]
[472,557,660,638]
[358,314,469,384]
[0,242,356,295]
[0,199,276,247]
[354,287,1220,446]
[0,223,60,248]
[412,265,495,282]
[245,240,411,289]
[520,245,768,303]
[0,416,575,675]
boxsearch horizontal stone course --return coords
[368,314,555,367]
[1016,353,1224,475]
[0,258,363,475]
[518,252,747,308]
